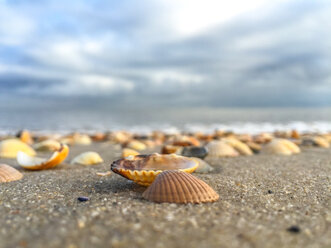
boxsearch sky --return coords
[0,0,331,108]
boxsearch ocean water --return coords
[1,106,331,135]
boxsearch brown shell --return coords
[111,153,198,186]
[142,170,219,204]
[0,164,23,183]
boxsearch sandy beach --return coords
[0,142,330,248]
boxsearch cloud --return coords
[0,0,330,107]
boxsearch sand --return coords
[0,143,330,248]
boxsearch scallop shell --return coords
[122,148,140,158]
[222,137,253,155]
[262,138,300,155]
[111,153,198,186]
[142,170,219,204]
[70,152,103,165]
[0,139,36,158]
[205,141,239,159]
[34,139,61,151]
[0,164,23,183]
[17,144,69,170]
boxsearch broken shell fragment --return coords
[17,144,69,170]
[161,145,183,155]
[142,170,219,204]
[205,141,239,159]
[261,139,300,155]
[181,146,208,159]
[111,153,198,186]
[0,139,36,158]
[0,164,23,183]
[122,148,140,158]
[71,152,103,165]
[34,139,61,151]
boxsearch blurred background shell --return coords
[70,152,104,165]
[205,141,239,159]
[142,170,219,204]
[0,164,23,183]
[261,138,300,155]
[0,139,36,158]
[222,137,253,155]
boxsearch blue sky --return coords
[0,0,331,107]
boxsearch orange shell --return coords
[0,164,23,183]
[111,153,198,186]
[17,144,69,170]
[142,170,219,204]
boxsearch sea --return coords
[1,105,331,135]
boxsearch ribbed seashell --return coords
[142,170,219,204]
[111,153,198,186]
[0,139,36,158]
[205,141,239,159]
[0,164,23,183]
[222,137,253,155]
[126,140,146,151]
[34,139,61,151]
[192,158,214,173]
[70,152,103,165]
[16,130,34,145]
[17,144,69,170]
[261,138,300,155]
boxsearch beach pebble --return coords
[181,146,208,159]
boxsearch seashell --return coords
[108,131,131,144]
[222,137,253,155]
[142,170,219,204]
[126,140,146,151]
[0,164,23,183]
[71,152,103,165]
[140,139,156,148]
[17,144,69,170]
[122,148,140,158]
[312,136,330,148]
[192,158,214,173]
[291,130,300,139]
[72,133,92,145]
[172,136,200,147]
[181,146,208,159]
[0,139,36,158]
[16,130,34,145]
[254,133,273,144]
[161,145,183,155]
[34,139,61,151]
[96,171,112,177]
[111,153,198,186]
[246,141,262,153]
[261,138,300,155]
[205,141,239,159]
[90,132,106,142]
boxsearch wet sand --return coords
[0,143,330,248]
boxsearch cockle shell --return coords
[17,144,69,170]
[261,138,300,155]
[111,153,198,186]
[122,148,140,158]
[0,164,23,183]
[205,141,239,159]
[70,152,103,165]
[0,139,36,158]
[142,170,219,204]
[222,137,253,155]
[34,139,61,151]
